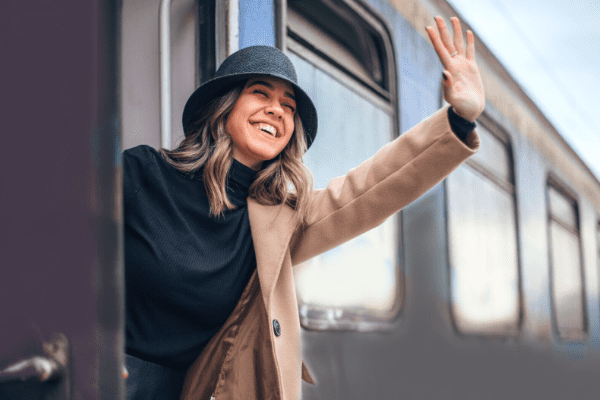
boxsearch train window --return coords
[446,121,520,336]
[548,186,578,230]
[286,0,400,330]
[469,123,512,184]
[547,183,586,341]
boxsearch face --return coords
[226,76,297,170]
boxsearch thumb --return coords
[442,70,454,86]
[442,70,455,103]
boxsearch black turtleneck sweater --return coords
[123,145,258,370]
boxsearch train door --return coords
[1,0,123,399]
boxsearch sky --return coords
[446,0,600,180]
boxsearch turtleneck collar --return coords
[226,158,258,207]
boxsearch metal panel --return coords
[1,0,122,398]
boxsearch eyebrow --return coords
[247,80,296,102]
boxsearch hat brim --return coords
[182,72,318,150]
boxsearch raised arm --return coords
[290,17,484,265]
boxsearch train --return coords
[2,0,600,398]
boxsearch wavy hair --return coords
[159,81,313,224]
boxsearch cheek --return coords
[225,117,234,138]
[285,117,295,139]
[226,110,245,142]
[280,131,294,153]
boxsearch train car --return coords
[3,0,600,398]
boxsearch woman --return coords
[123,16,484,400]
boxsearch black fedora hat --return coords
[182,45,318,149]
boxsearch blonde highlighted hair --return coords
[160,81,313,223]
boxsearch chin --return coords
[248,144,286,162]
[254,151,283,164]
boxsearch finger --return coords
[451,17,465,56]
[435,16,456,55]
[427,25,451,67]
[466,30,475,61]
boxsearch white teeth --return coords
[254,123,277,137]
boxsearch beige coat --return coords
[179,106,479,400]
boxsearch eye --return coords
[253,89,268,97]
[284,104,296,113]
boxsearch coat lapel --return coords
[247,199,297,311]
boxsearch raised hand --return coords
[426,16,485,122]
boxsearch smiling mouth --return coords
[251,122,278,138]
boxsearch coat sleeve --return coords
[289,105,479,266]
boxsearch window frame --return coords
[546,176,588,342]
[277,0,403,332]
[444,111,523,338]
[278,0,398,116]
[198,0,216,85]
[463,116,515,196]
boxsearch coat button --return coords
[273,319,281,337]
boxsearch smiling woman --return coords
[122,35,483,399]
[157,47,316,222]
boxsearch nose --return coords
[265,101,284,119]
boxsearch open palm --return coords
[427,17,485,122]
